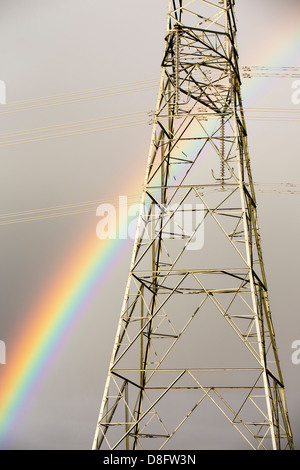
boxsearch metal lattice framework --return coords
[92,0,294,450]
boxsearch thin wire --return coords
[0,85,158,116]
[242,66,300,71]
[0,194,142,220]
[0,119,150,147]
[0,107,298,146]
[0,207,97,226]
[241,65,300,79]
[246,117,300,122]
[2,78,160,107]
[0,116,296,146]
[245,107,300,113]
[0,183,299,227]
[0,111,149,139]
[0,66,297,115]
[1,106,298,140]
[2,65,297,117]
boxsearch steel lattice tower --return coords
[93,0,294,450]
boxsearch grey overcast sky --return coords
[0,0,299,450]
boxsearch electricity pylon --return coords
[93,0,294,450]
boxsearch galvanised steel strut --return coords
[92,0,294,450]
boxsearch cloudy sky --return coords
[0,0,299,450]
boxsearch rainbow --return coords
[0,15,299,449]
[0,200,137,448]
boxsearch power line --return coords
[0,80,159,115]
[3,78,159,106]
[0,65,298,118]
[0,111,150,140]
[0,183,299,227]
[0,106,299,147]
[242,65,300,79]
[0,118,150,147]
